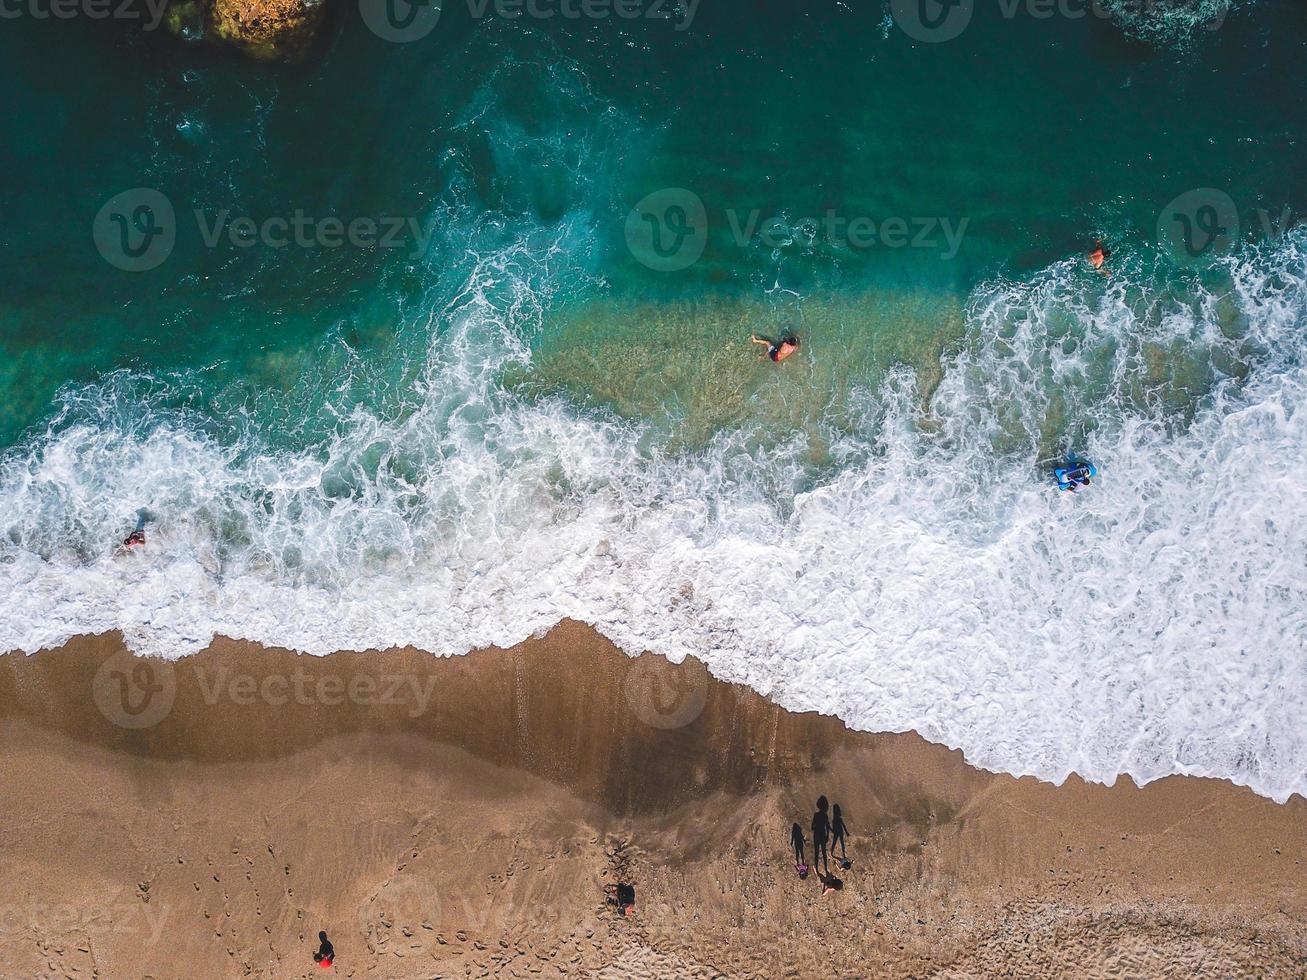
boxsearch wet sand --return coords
[0,621,1304,978]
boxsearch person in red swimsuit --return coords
[751,333,800,363]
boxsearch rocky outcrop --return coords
[165,0,326,60]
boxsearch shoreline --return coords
[1,623,1305,977]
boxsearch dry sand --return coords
[0,621,1304,979]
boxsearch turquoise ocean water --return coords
[2,0,1305,798]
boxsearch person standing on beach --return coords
[811,795,831,876]
[790,821,807,871]
[830,803,850,867]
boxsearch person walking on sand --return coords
[790,821,808,875]
[811,795,831,877]
[831,803,850,868]
[750,333,800,363]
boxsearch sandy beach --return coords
[0,622,1303,978]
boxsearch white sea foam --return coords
[1,213,1304,801]
[1101,0,1250,45]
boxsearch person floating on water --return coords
[811,795,831,878]
[790,821,808,877]
[751,333,800,363]
[313,931,334,968]
[123,509,149,548]
[830,803,850,869]
[1056,458,1097,492]
[1088,241,1111,272]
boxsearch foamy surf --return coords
[2,212,1304,802]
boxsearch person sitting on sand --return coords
[830,803,850,868]
[604,882,636,917]
[750,333,800,363]
[811,795,831,877]
[1088,242,1111,272]
[790,821,808,873]
[313,931,334,968]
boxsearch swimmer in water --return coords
[1088,242,1111,272]
[1060,463,1094,492]
[123,510,148,548]
[751,333,800,363]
